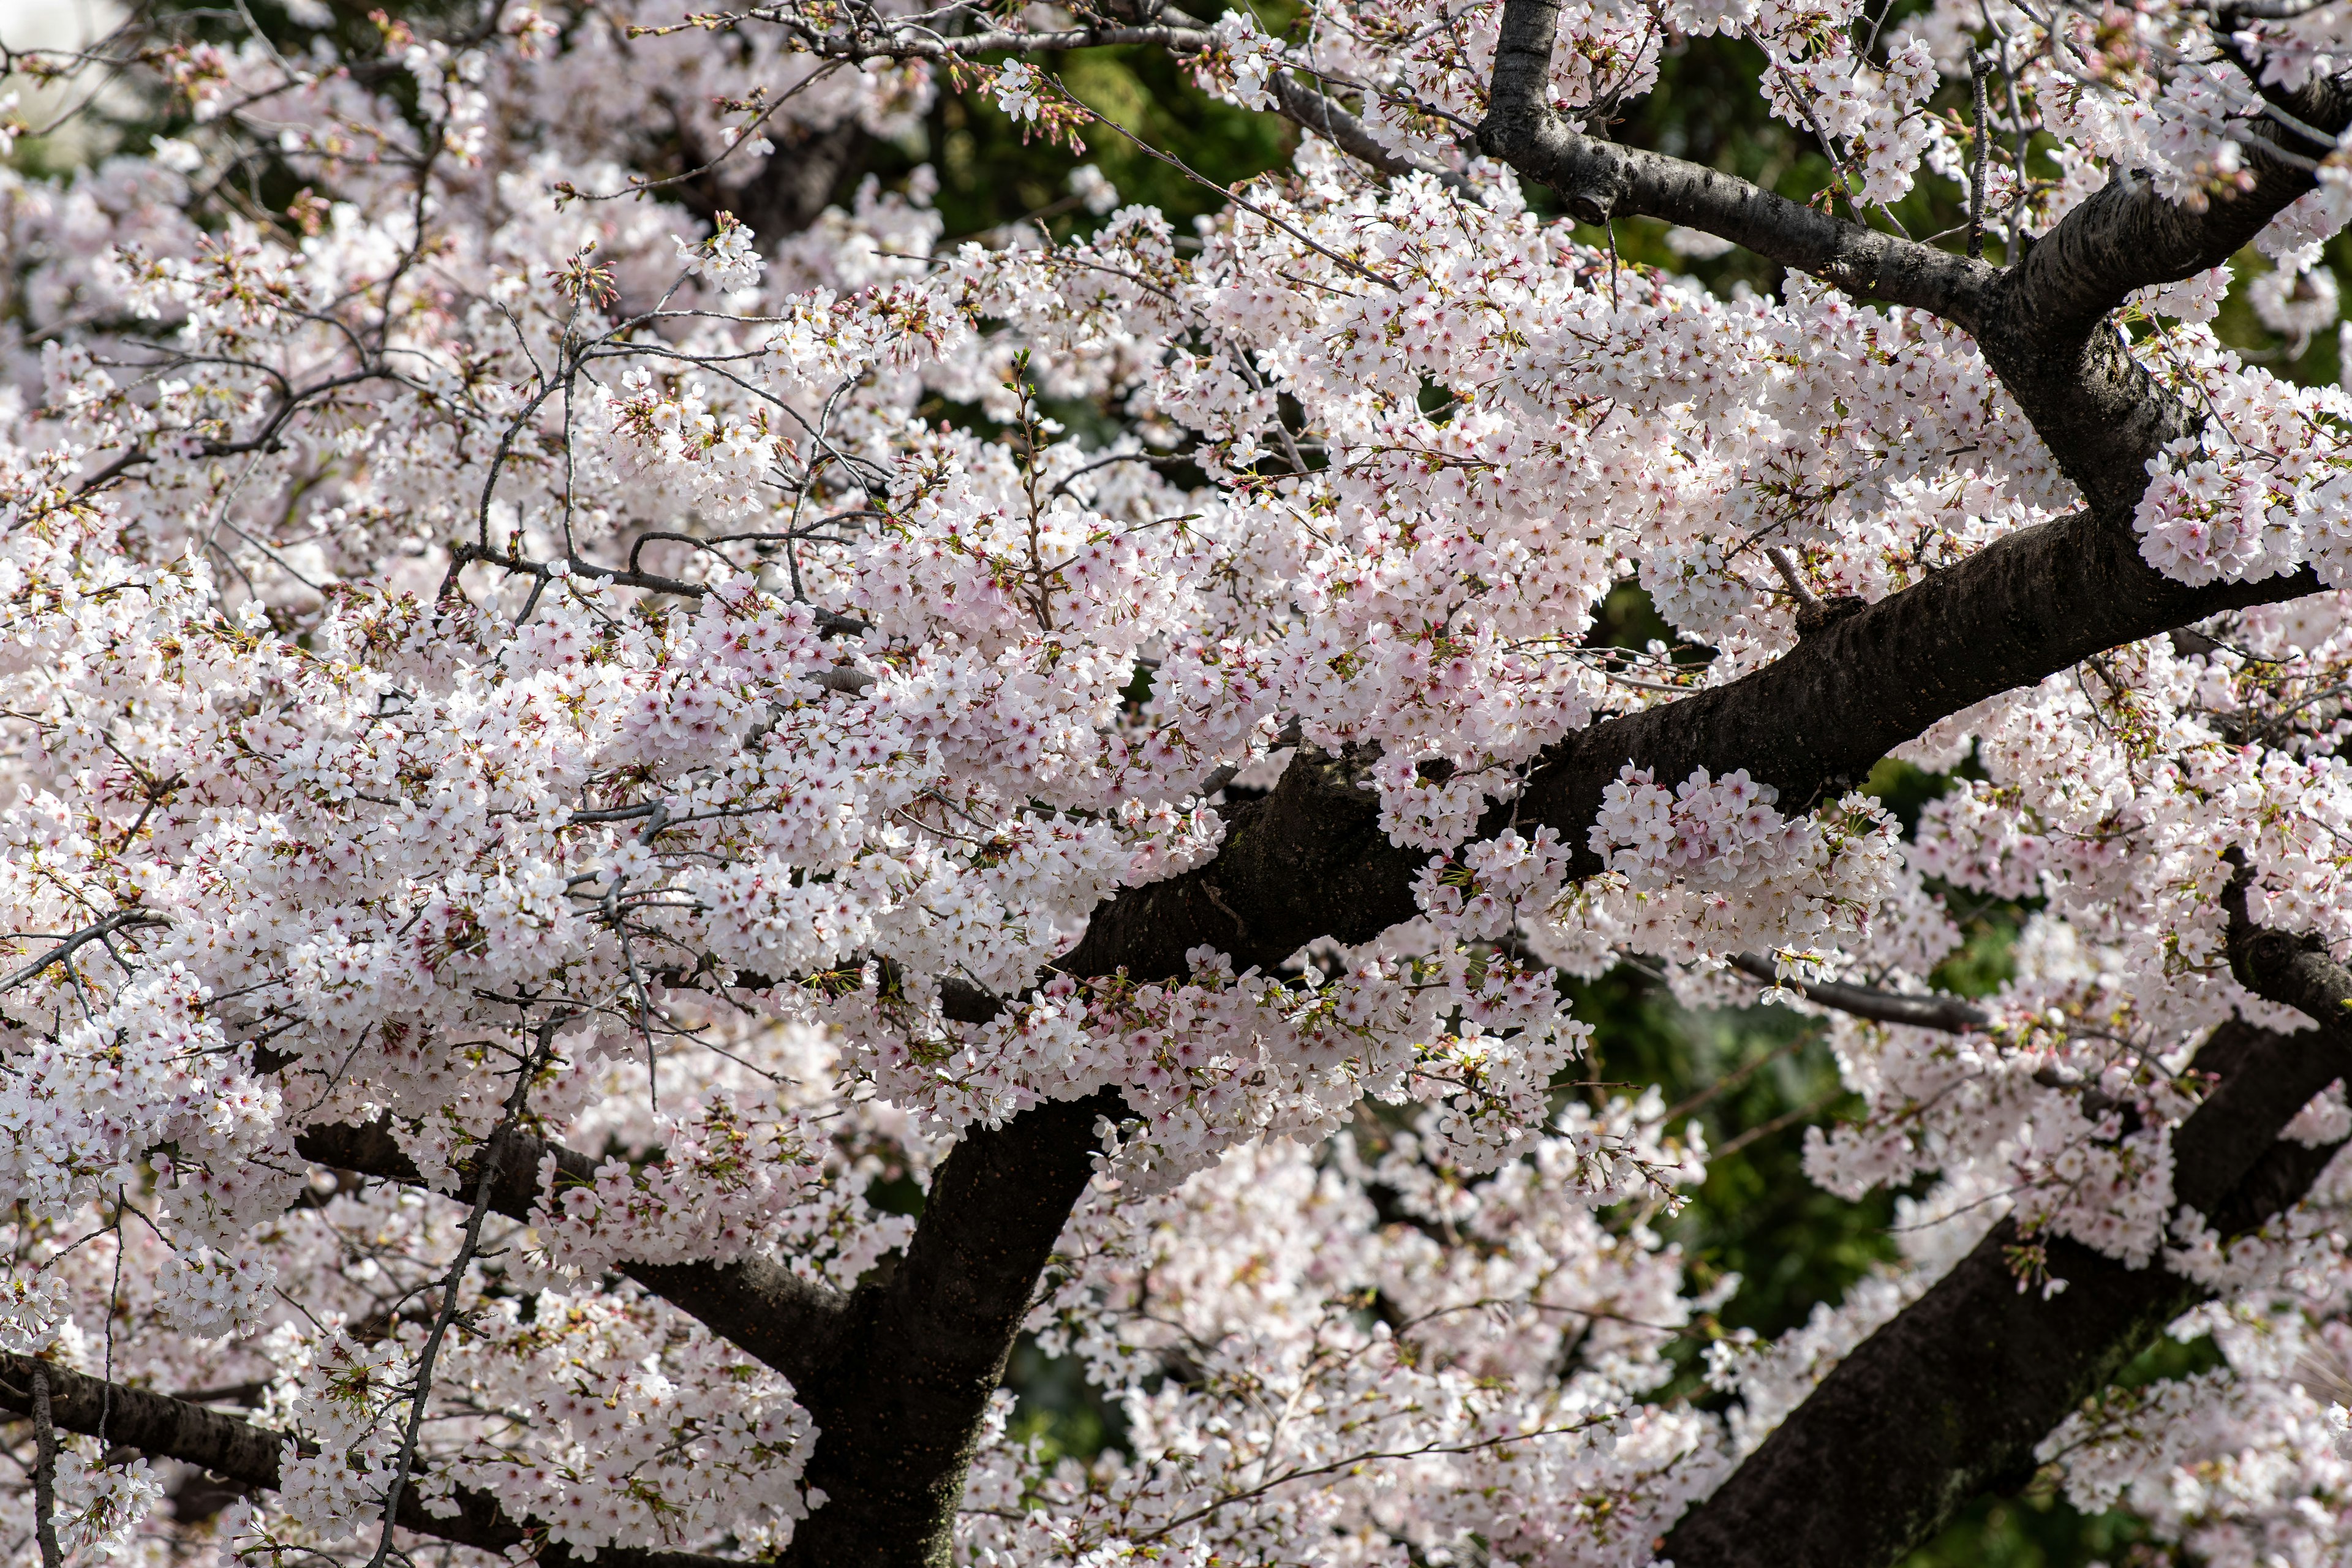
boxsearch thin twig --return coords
[1715,1090,1843,1158]
[356,1030,555,1568]
[1661,1032,1814,1125]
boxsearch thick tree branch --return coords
[29,1366,61,1568]
[1268,74,1466,189]
[1996,56,2352,347]
[292,1121,848,1393]
[1657,891,2352,1568]
[800,20,1218,58]
[737,52,2340,1545]
[775,1090,1115,1567]
[789,499,2248,1106]
[297,1099,1114,1568]
[1472,0,1994,321]
[1474,0,2352,512]
[1520,522,2318,870]
[0,1354,742,1568]
[1061,484,2330,992]
[1969,132,2332,513]
[711,121,868,239]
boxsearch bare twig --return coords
[1714,1090,1843,1158]
[0,911,166,995]
[356,1027,557,1568]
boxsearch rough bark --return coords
[1658,886,2352,1567]
[0,1354,737,1568]
[1455,6,2352,1555]
[294,1121,850,1392]
[776,1090,1118,1567]
[300,1096,1115,1568]
[1474,0,1992,322]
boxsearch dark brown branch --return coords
[1472,0,1993,321]
[0,1354,741,1568]
[1657,889,2352,1567]
[1474,0,2352,514]
[448,542,716,602]
[706,121,869,239]
[1726,952,1991,1033]
[774,13,2344,1548]
[1268,74,1467,189]
[1991,48,2352,352]
[1515,525,2318,873]
[292,1121,848,1393]
[2222,0,2343,18]
[1967,132,2334,514]
[772,1090,1117,1566]
[1,1355,285,1493]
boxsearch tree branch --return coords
[0,1354,743,1568]
[1472,0,1994,321]
[1268,73,1466,189]
[1474,0,2352,513]
[1726,952,1991,1033]
[292,1121,848,1393]
[1524,536,2315,872]
[29,1367,64,1568]
[1994,51,2352,346]
[792,496,2320,1558]
[293,1104,1115,1568]
[449,306,2325,1568]
[1658,890,2352,1567]
[1968,130,2334,514]
[776,1090,1117,1566]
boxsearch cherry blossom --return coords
[5,0,2352,1560]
